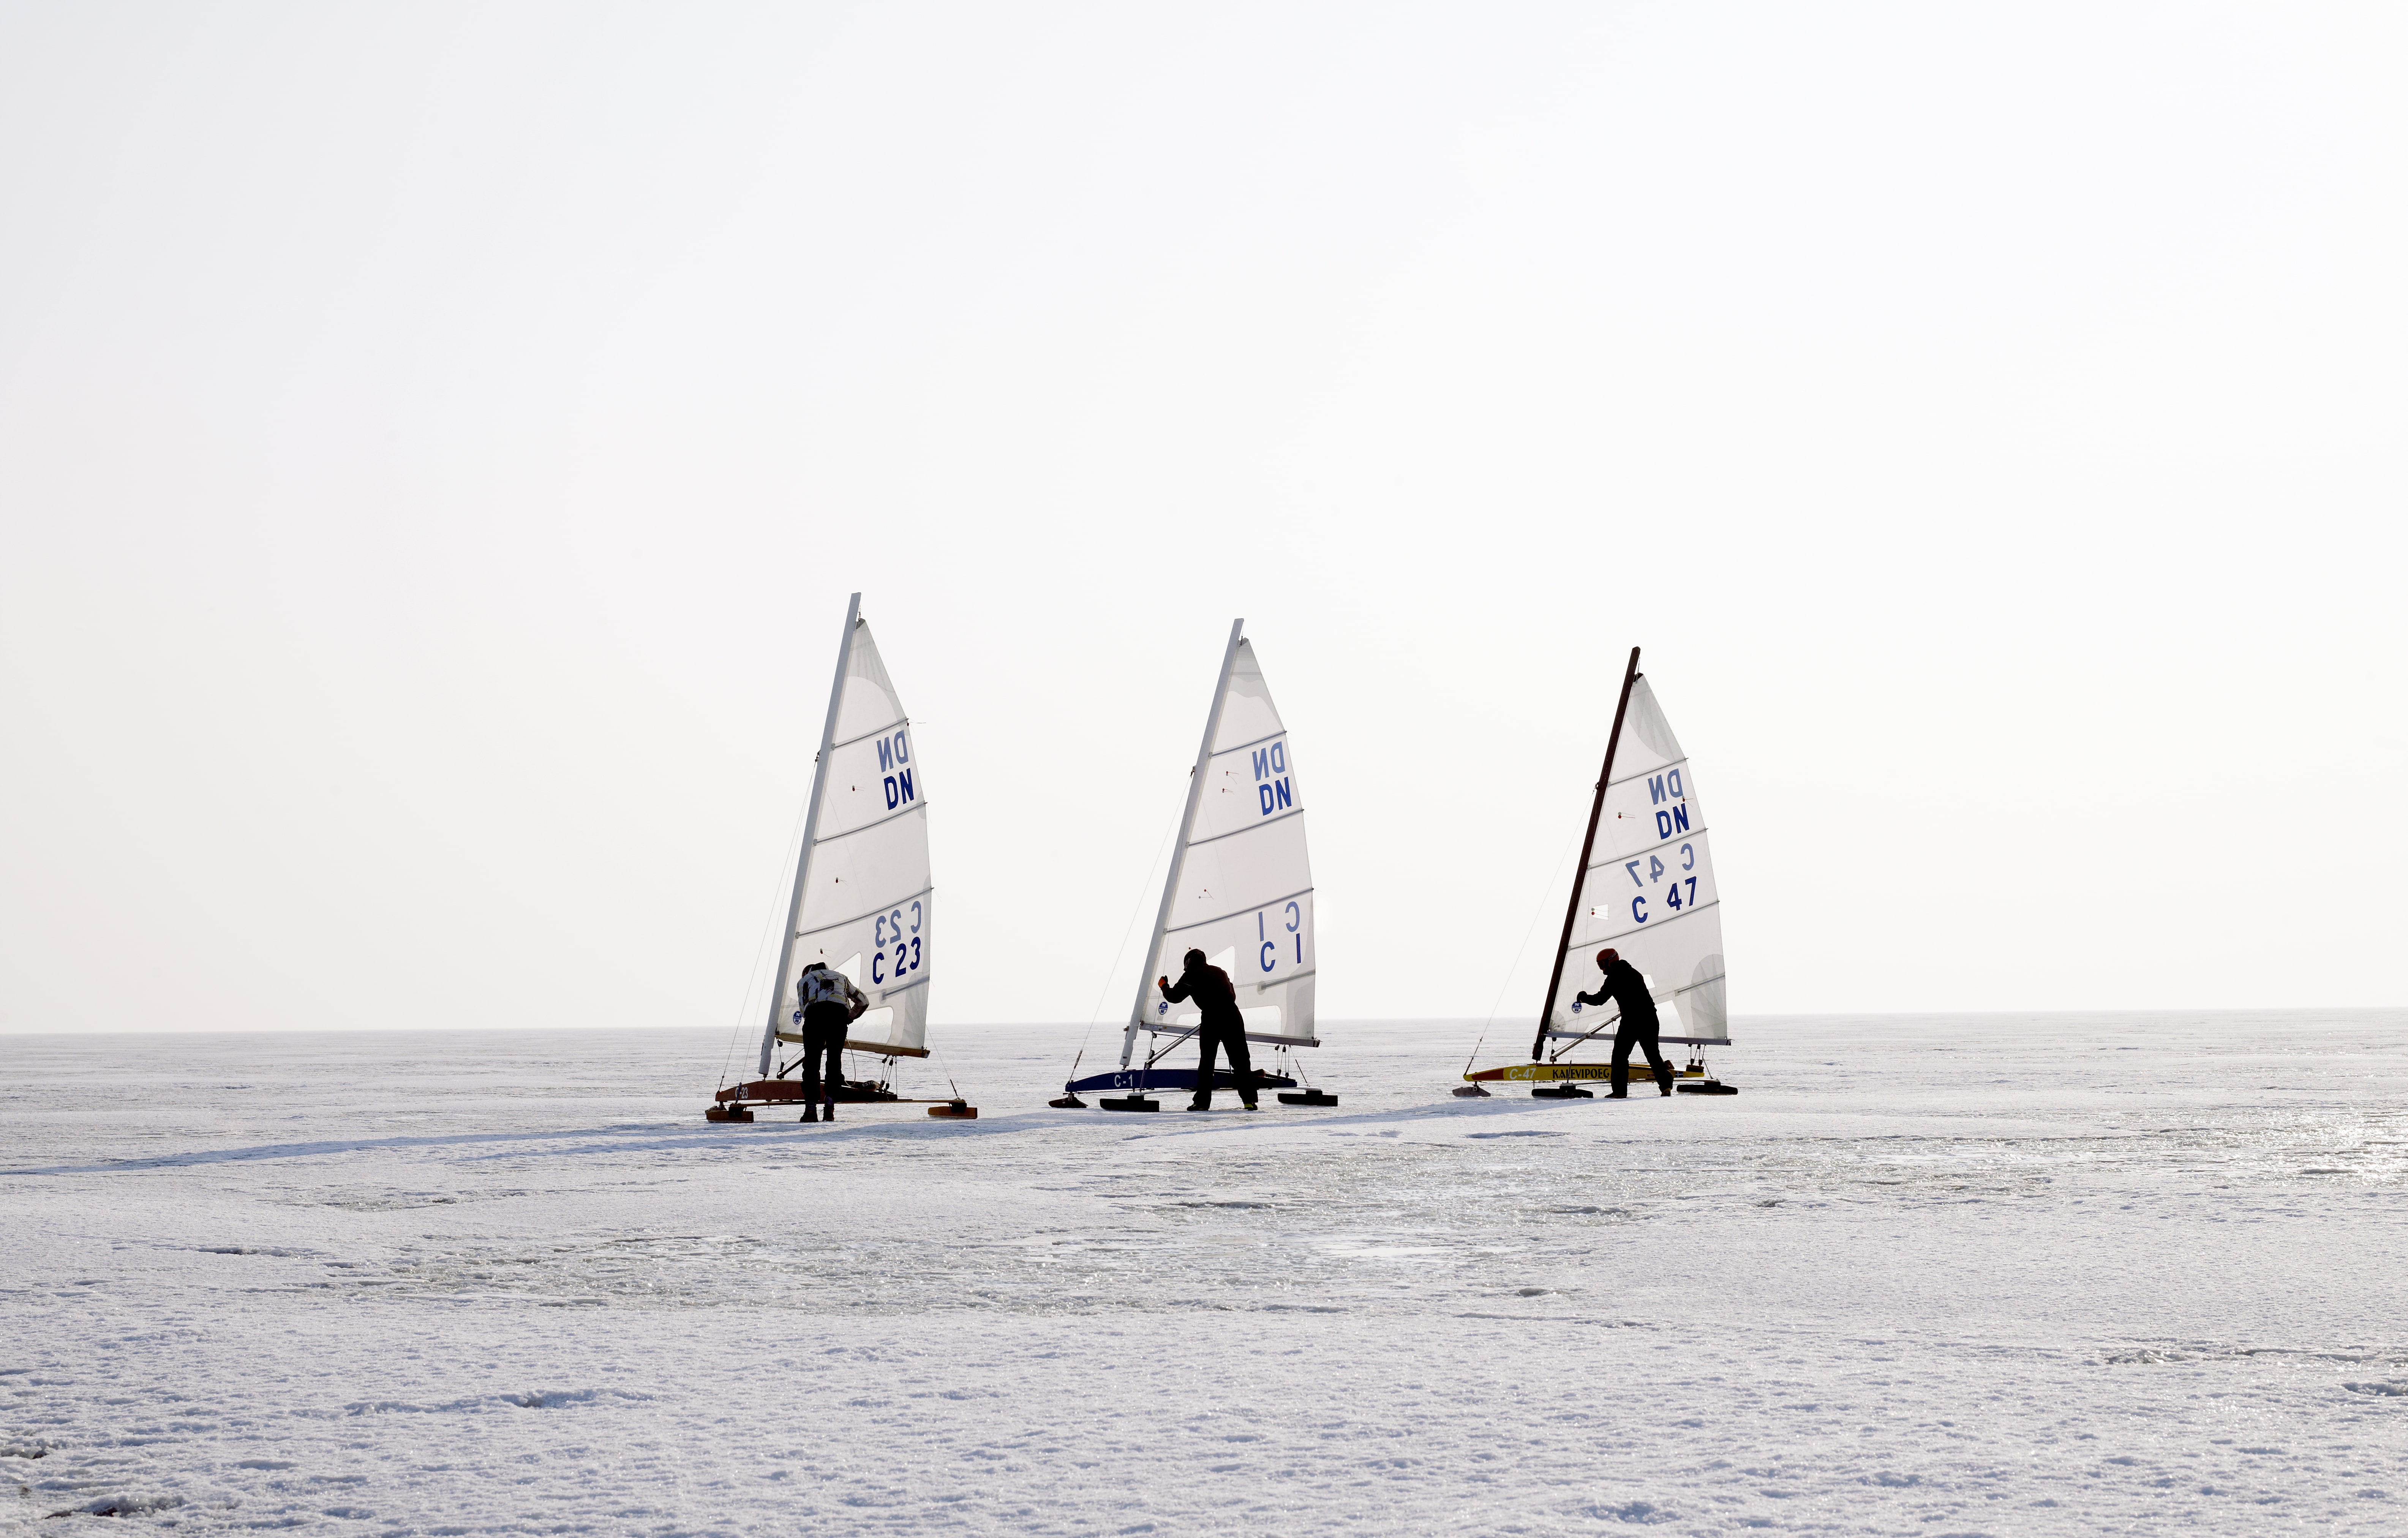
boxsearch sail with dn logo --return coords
[762,599,931,1064]
[1461,648,1736,1099]
[1542,660,1727,1047]
[1079,620,1329,1110]
[708,593,972,1123]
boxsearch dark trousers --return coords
[1194,1021,1256,1107]
[799,1002,849,1105]
[1610,1021,1672,1096]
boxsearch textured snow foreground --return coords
[4,1013,2404,1536]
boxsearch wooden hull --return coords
[716,1077,899,1105]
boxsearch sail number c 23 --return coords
[871,900,923,986]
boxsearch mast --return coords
[1121,617,1247,1070]
[1530,646,1642,1061]
[758,591,863,1077]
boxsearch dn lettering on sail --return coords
[1648,767,1690,838]
[1251,740,1293,817]
[877,729,916,811]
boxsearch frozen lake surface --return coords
[4,1011,2405,1535]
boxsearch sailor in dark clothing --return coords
[793,962,869,1122]
[1159,948,1259,1111]
[1575,947,1674,1098]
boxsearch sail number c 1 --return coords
[1256,901,1303,972]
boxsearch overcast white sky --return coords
[3,2,2402,1039]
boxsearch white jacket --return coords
[796,965,868,1018]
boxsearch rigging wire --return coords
[928,1041,966,1103]
[1462,817,1586,1078]
[1061,805,1185,1079]
[714,785,816,1094]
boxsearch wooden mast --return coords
[1530,646,1642,1061]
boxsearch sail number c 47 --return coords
[871,900,924,986]
[1621,842,1698,925]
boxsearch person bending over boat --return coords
[1576,948,1673,1098]
[794,962,868,1122]
[1159,948,1258,1111]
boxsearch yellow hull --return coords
[1464,1062,1702,1083]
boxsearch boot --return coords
[1187,1098,1211,1112]
[801,1106,818,1122]
[822,1101,835,1122]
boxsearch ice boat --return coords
[1068,620,1334,1111]
[708,594,973,1122]
[1459,648,1737,1100]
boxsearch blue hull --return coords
[1065,1069,1298,1094]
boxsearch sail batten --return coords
[1164,881,1317,936]
[829,716,911,751]
[1582,822,1713,869]
[1182,809,1306,848]
[793,885,939,943]
[806,801,934,847]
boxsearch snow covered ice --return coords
[4,1011,2405,1535]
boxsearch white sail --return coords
[1122,625,1318,1067]
[1543,674,1728,1047]
[758,598,932,1074]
